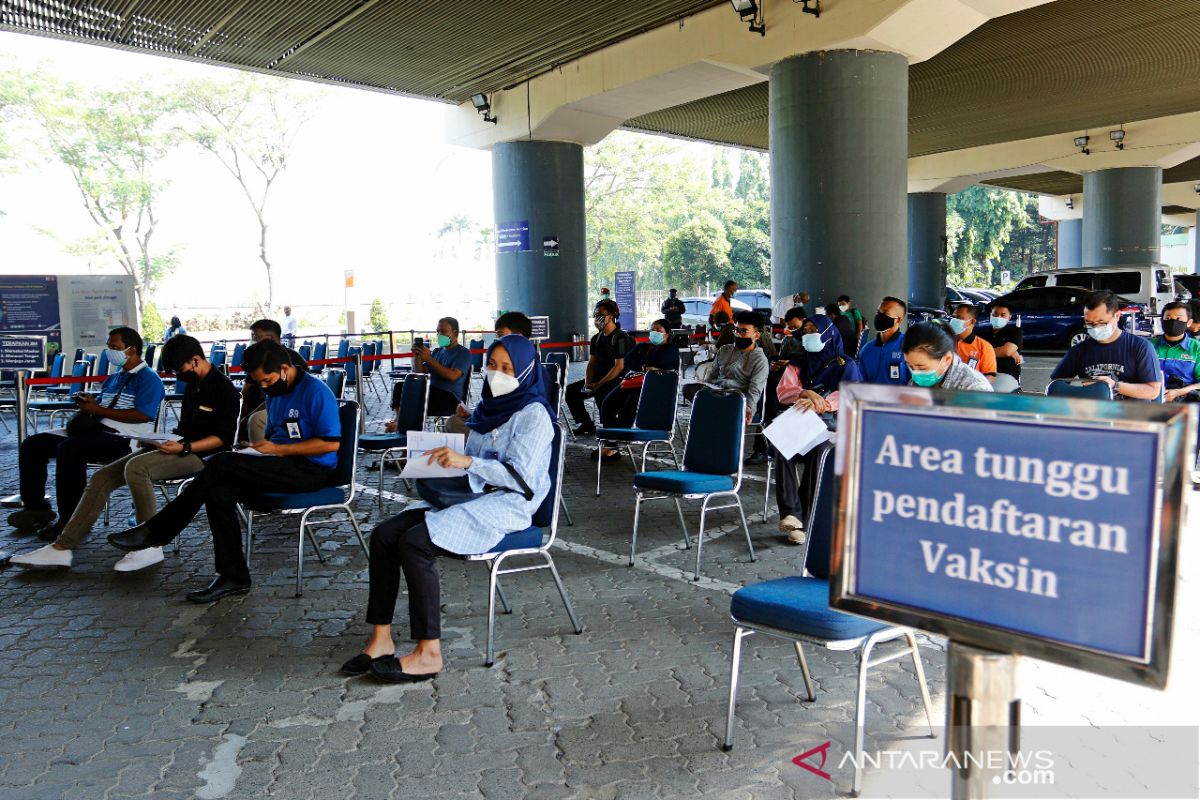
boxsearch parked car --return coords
[710,288,773,316]
[908,305,948,325]
[976,286,1147,349]
[1172,274,1200,300]
[944,286,976,310]
[1012,265,1176,315]
[957,287,996,304]
[680,296,753,327]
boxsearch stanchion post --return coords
[354,350,366,434]
[15,369,28,444]
[947,641,1021,800]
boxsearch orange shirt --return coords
[956,334,998,375]
[710,294,733,324]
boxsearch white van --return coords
[1013,265,1184,314]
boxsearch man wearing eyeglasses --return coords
[1050,290,1161,400]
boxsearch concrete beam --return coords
[448,0,1053,148]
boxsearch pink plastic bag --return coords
[777,364,803,406]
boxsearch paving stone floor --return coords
[0,356,1193,799]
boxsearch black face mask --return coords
[176,368,200,385]
[262,369,293,397]
[1163,319,1188,338]
[873,312,896,332]
[734,336,754,350]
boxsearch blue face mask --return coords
[648,331,667,345]
[948,318,967,335]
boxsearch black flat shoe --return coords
[185,576,251,604]
[35,521,65,542]
[107,523,164,552]
[339,652,394,676]
[365,460,402,473]
[368,655,439,683]
[744,453,769,466]
[573,424,596,436]
[8,509,55,532]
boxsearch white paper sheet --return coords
[115,432,181,444]
[233,447,277,457]
[763,407,832,460]
[400,431,468,479]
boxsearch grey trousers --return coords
[57,449,205,549]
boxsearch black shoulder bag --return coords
[65,372,136,437]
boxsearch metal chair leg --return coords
[495,578,512,614]
[723,627,752,750]
[485,554,505,666]
[305,523,326,563]
[694,497,709,581]
[559,496,574,526]
[673,497,691,548]
[349,509,369,557]
[595,439,604,496]
[762,456,774,522]
[544,552,582,633]
[794,641,816,701]
[629,492,643,565]
[852,637,879,796]
[244,513,254,564]
[736,497,756,563]
[906,631,937,736]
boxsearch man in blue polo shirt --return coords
[109,340,341,602]
[411,316,472,415]
[857,296,910,385]
[9,326,165,541]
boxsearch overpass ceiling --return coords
[0,0,723,102]
[626,0,1200,158]
[983,157,1200,197]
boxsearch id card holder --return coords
[889,364,900,381]
[286,421,302,439]
[968,357,979,369]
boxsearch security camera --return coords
[1194,182,1200,194]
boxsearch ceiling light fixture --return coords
[1074,135,1090,156]
[729,0,765,35]
[471,93,497,124]
[1109,127,1125,150]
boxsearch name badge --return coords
[889,364,900,381]
[286,421,302,439]
[199,405,213,412]
[968,357,979,369]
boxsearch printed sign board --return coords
[0,335,48,372]
[529,316,550,340]
[61,275,135,348]
[613,271,636,328]
[497,220,531,253]
[831,384,1189,688]
[543,236,559,257]
[0,275,61,354]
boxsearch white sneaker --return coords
[113,547,164,572]
[787,529,808,545]
[778,514,804,533]
[11,545,72,570]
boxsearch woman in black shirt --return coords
[595,319,680,459]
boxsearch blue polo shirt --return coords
[265,372,341,468]
[857,332,910,385]
[432,344,472,399]
[97,361,166,436]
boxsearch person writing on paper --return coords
[772,315,862,543]
[903,322,994,392]
[341,335,556,682]
[8,327,165,541]
[108,340,341,603]
[11,335,239,572]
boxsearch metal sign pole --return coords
[1,370,31,515]
[947,641,1021,800]
[354,350,366,434]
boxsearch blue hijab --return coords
[789,315,862,392]
[466,335,557,434]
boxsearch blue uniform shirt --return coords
[265,372,341,468]
[432,344,472,399]
[857,332,910,385]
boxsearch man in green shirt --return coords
[1153,301,1200,402]
[837,294,864,341]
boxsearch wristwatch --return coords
[181,441,192,456]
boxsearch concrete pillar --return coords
[770,50,908,311]
[492,140,587,343]
[908,192,947,309]
[1081,167,1162,266]
[1057,218,1083,269]
[1194,210,1199,275]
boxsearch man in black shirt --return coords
[566,299,634,435]
[983,300,1024,380]
[661,289,685,330]
[9,335,239,572]
[240,318,308,441]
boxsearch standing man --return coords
[282,306,298,348]
[949,305,998,379]
[1050,290,1161,400]
[108,340,341,602]
[837,295,864,341]
[411,316,471,415]
[1153,301,1200,401]
[565,299,633,436]
[772,291,809,325]
[857,297,910,385]
[9,327,164,539]
[10,335,239,571]
[983,301,1024,382]
[661,289,685,330]
[710,280,738,327]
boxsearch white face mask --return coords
[838,303,849,313]
[990,316,1009,330]
[107,347,129,368]
[1087,321,1115,341]
[802,333,825,353]
[486,368,520,397]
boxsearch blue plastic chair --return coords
[462,422,582,666]
[336,338,351,360]
[722,441,935,795]
[1045,379,1113,400]
[297,343,313,364]
[95,348,111,377]
[239,401,367,597]
[630,387,754,581]
[323,369,345,400]
[309,341,328,373]
[359,373,429,497]
[28,360,88,430]
[229,342,246,370]
[594,371,680,496]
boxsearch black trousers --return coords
[146,452,330,584]
[774,447,819,520]
[366,509,453,639]
[600,386,639,428]
[566,379,618,427]
[19,430,133,518]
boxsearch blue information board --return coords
[613,271,636,327]
[0,275,61,353]
[496,220,530,253]
[851,409,1157,660]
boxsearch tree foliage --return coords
[141,301,166,343]
[369,297,389,334]
[661,213,731,291]
[947,186,1055,287]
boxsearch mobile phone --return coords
[413,337,425,349]
[72,391,89,402]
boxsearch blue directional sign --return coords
[496,220,530,253]
[613,271,636,327]
[0,335,48,371]
[831,384,1188,686]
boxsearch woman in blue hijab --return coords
[342,335,556,683]
[791,315,862,396]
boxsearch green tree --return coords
[12,71,179,316]
[734,151,768,202]
[727,225,770,286]
[141,301,166,343]
[946,186,1028,286]
[368,297,389,334]
[661,213,731,292]
[175,74,319,309]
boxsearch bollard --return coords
[947,641,1021,800]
